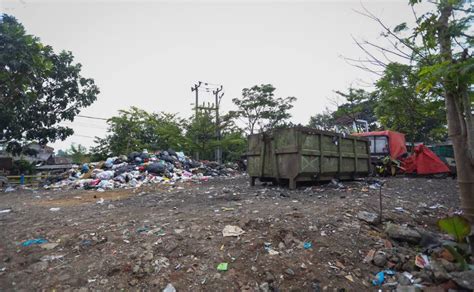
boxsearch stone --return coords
[385,223,421,244]
[143,252,154,261]
[449,270,474,290]
[40,243,59,250]
[285,268,295,276]
[397,273,412,286]
[259,282,270,292]
[357,211,379,224]
[430,260,449,283]
[30,261,48,272]
[373,251,387,267]
[58,273,71,282]
[278,242,286,250]
[438,258,458,273]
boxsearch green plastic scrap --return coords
[217,262,228,271]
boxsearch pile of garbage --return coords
[42,149,242,191]
[361,221,474,290]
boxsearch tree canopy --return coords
[231,84,296,134]
[0,15,99,153]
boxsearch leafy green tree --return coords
[66,143,89,164]
[375,63,447,144]
[0,15,99,154]
[332,88,378,131]
[185,111,217,160]
[231,84,297,134]
[351,0,473,222]
[307,108,336,131]
[89,137,110,161]
[411,0,473,222]
[100,107,187,156]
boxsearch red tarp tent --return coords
[353,130,407,159]
[402,144,450,175]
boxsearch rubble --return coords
[449,270,474,290]
[385,223,422,244]
[0,176,468,290]
[357,211,379,224]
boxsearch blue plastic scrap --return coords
[372,270,395,286]
[21,238,48,247]
[304,242,312,249]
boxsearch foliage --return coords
[102,107,187,156]
[307,108,336,131]
[12,159,35,175]
[332,88,378,132]
[0,15,99,154]
[438,215,471,243]
[438,215,471,271]
[375,63,447,143]
[89,137,110,162]
[65,143,89,164]
[185,111,217,160]
[231,84,296,134]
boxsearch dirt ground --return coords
[0,175,460,291]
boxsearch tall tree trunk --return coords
[438,3,474,223]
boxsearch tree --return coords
[231,84,296,134]
[307,108,337,131]
[332,88,378,132]
[350,1,473,222]
[0,15,99,153]
[185,111,217,161]
[99,107,187,156]
[375,63,447,144]
[64,143,89,164]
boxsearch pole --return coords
[213,86,223,164]
[191,82,202,160]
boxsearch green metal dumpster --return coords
[247,127,371,189]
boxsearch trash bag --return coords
[161,154,174,163]
[81,163,90,174]
[105,157,116,168]
[97,170,115,180]
[128,152,140,161]
[167,149,177,157]
[140,152,150,160]
[147,163,166,174]
[176,152,186,162]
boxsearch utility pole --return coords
[191,81,202,160]
[191,81,224,163]
[213,86,224,164]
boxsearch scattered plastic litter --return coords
[22,238,48,247]
[372,270,395,286]
[4,186,15,193]
[222,225,245,237]
[415,254,430,269]
[0,208,12,214]
[40,254,64,261]
[394,207,406,213]
[163,283,176,292]
[217,262,228,271]
[49,207,61,212]
[304,242,312,249]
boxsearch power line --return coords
[71,134,96,139]
[60,121,108,130]
[77,115,108,121]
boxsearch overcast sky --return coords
[1,0,421,151]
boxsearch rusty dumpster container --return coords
[247,127,371,189]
